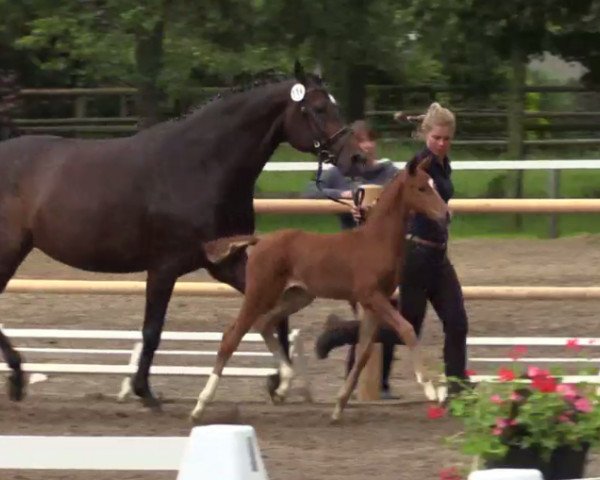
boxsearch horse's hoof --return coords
[266,373,281,398]
[422,381,438,402]
[8,372,25,402]
[140,394,163,412]
[189,409,204,425]
[330,413,342,425]
[269,391,286,405]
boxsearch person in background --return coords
[314,102,471,400]
[303,119,400,399]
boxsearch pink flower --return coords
[495,418,517,429]
[510,392,524,402]
[558,414,573,423]
[574,397,593,413]
[556,384,578,401]
[492,418,517,436]
[566,338,582,352]
[490,394,503,405]
[527,366,550,379]
[509,345,528,360]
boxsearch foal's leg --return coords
[190,309,258,423]
[261,321,294,403]
[367,292,437,401]
[331,310,378,422]
[0,233,33,401]
[130,269,177,410]
[205,248,293,396]
[260,287,314,403]
[191,276,285,422]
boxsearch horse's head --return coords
[282,60,366,177]
[404,156,448,224]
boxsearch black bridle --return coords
[299,89,355,208]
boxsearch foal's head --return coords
[403,156,448,224]
[282,60,366,177]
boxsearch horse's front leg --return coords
[129,269,177,410]
[368,292,437,402]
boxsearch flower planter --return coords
[485,443,589,480]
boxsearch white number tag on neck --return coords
[290,83,306,102]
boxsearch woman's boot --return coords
[314,315,360,359]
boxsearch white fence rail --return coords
[0,327,312,401]
[262,159,600,172]
[467,336,600,387]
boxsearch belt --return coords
[405,234,446,250]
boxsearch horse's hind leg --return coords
[260,287,314,403]
[190,312,255,423]
[0,233,33,401]
[205,249,293,395]
[331,309,378,422]
[190,273,286,423]
[130,269,176,410]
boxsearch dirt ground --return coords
[1,236,600,480]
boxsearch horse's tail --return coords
[204,234,260,264]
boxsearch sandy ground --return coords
[1,235,599,480]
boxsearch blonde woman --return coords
[315,102,470,400]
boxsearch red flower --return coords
[427,405,446,419]
[439,466,462,480]
[498,367,516,382]
[509,345,528,360]
[532,375,558,393]
[465,369,477,377]
[566,338,582,352]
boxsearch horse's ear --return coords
[313,63,323,79]
[419,155,433,171]
[294,59,306,84]
[407,157,419,176]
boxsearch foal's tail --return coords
[204,235,260,264]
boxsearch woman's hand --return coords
[351,205,368,223]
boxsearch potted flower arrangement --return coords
[446,362,600,480]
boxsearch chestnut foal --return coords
[192,156,448,423]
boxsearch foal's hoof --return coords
[266,373,281,398]
[422,380,439,402]
[330,411,343,425]
[269,390,286,405]
[189,409,204,425]
[8,372,25,402]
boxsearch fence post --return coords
[547,169,561,238]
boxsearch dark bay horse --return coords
[0,61,366,408]
[195,157,447,423]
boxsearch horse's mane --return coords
[171,68,323,124]
[136,67,324,136]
